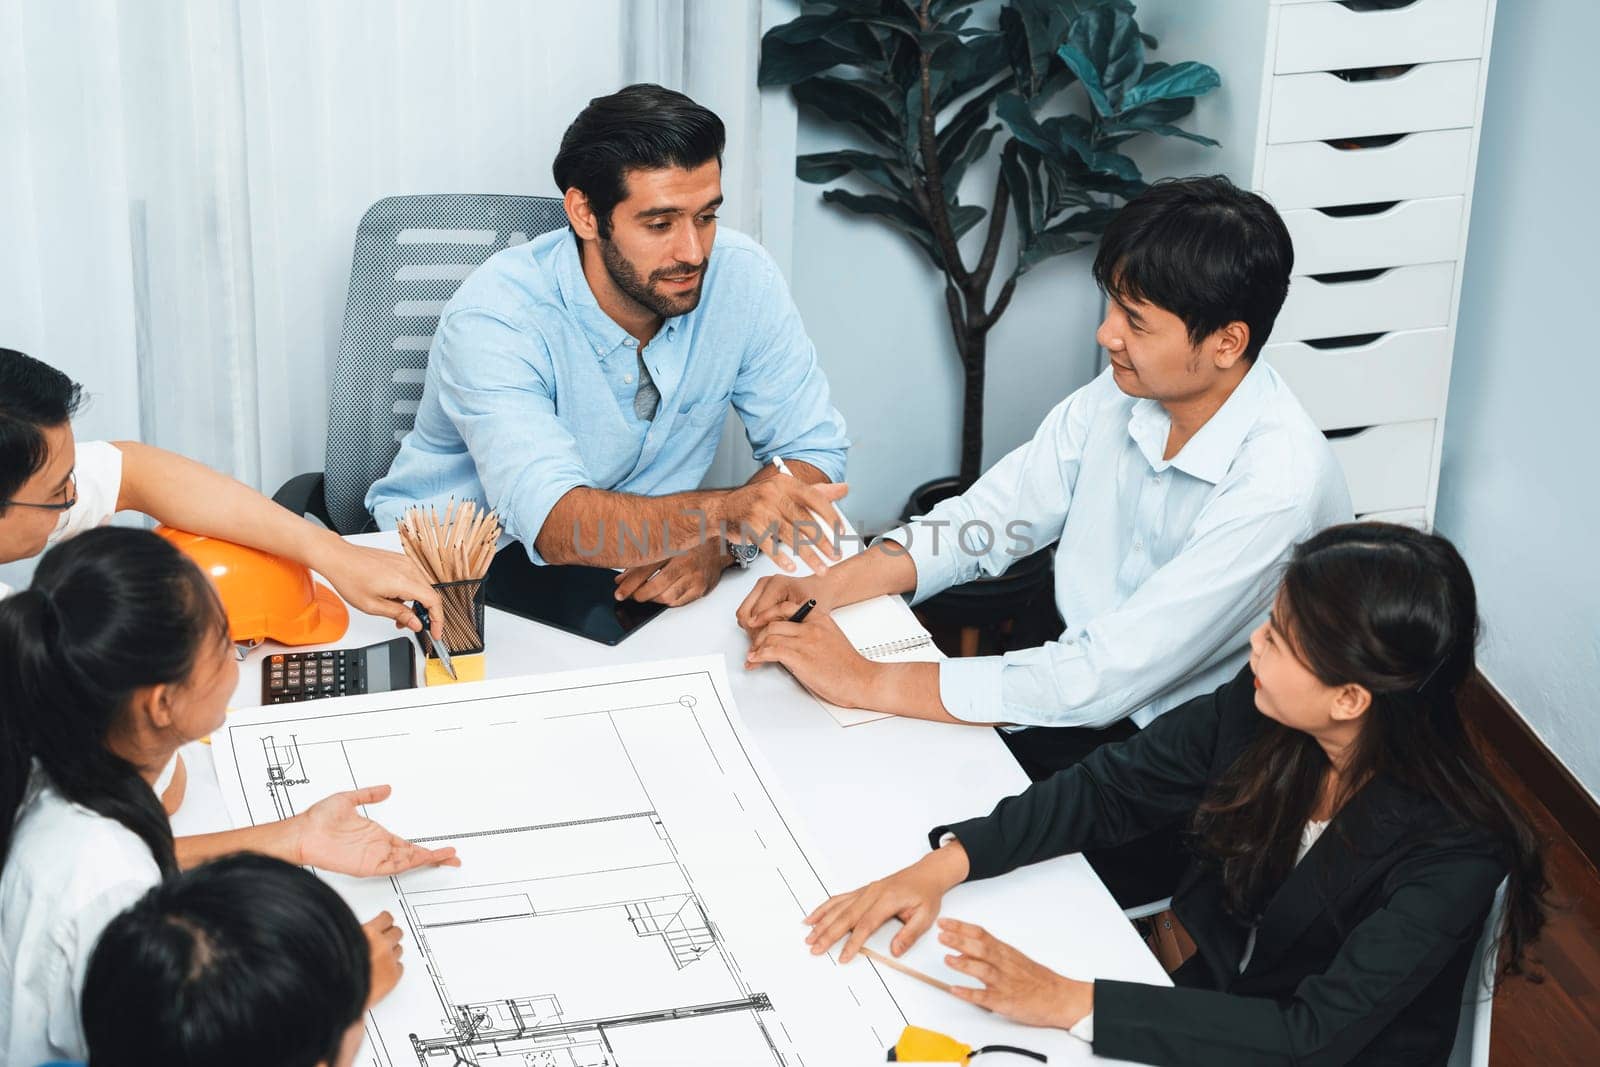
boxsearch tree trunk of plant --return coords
[957,329,986,489]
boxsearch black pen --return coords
[787,598,817,624]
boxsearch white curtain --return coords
[0,0,794,500]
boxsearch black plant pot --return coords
[899,476,1055,633]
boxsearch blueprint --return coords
[212,656,905,1066]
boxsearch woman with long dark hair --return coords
[805,523,1547,1065]
[0,528,452,1066]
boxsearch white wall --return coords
[1433,0,1600,799]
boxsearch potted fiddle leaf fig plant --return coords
[760,0,1221,629]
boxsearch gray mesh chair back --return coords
[322,193,568,533]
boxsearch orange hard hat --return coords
[155,527,349,647]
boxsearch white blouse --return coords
[0,758,170,1065]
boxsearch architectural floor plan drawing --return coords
[212,657,905,1067]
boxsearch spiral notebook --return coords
[815,595,943,727]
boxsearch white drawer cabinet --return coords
[1264,328,1451,430]
[1275,0,1491,74]
[1276,263,1456,341]
[1267,60,1481,144]
[1143,0,1496,527]
[1262,129,1474,209]
[1282,197,1465,274]
[1328,421,1437,515]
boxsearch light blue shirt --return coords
[367,227,849,561]
[884,361,1352,729]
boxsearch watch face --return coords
[729,542,761,567]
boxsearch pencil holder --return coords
[424,578,487,685]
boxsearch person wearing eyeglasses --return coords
[0,348,442,628]
[0,347,450,812]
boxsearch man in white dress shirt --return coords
[738,177,1351,899]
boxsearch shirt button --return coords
[624,375,634,384]
[624,338,637,347]
[1134,540,1144,551]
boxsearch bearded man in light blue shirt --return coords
[741,176,1352,766]
[369,85,850,607]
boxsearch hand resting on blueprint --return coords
[364,909,407,1007]
[803,840,1095,1030]
[294,784,461,877]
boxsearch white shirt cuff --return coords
[1069,1010,1094,1043]
[937,656,1006,723]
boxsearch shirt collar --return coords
[552,231,689,356]
[1126,359,1270,483]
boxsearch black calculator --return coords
[261,638,417,704]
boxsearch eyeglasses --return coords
[3,469,77,512]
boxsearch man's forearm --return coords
[114,442,346,572]
[814,537,921,609]
[747,458,830,486]
[536,460,839,568]
[536,485,735,567]
[862,659,996,725]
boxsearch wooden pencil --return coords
[858,947,956,995]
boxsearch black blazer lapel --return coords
[1240,777,1412,978]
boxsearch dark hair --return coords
[83,852,371,1067]
[1092,175,1294,360]
[1193,523,1547,983]
[0,527,230,876]
[552,83,725,238]
[0,347,83,507]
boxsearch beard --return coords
[599,236,706,320]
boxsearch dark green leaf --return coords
[999,141,1034,247]
[758,38,861,86]
[1050,206,1121,234]
[1059,6,1144,114]
[948,202,987,241]
[1117,60,1221,111]
[1102,115,1220,147]
[994,93,1055,158]
[792,76,903,148]
[821,188,941,266]
[796,150,911,194]
[999,6,1040,96]
[935,77,1004,169]
[1019,229,1087,272]
[942,123,1000,193]
[1043,113,1142,180]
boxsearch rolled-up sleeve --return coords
[730,252,849,482]
[432,309,592,564]
[879,388,1091,605]
[941,479,1320,727]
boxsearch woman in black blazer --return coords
[806,523,1547,1066]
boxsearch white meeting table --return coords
[172,532,1167,1065]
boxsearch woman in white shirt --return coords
[0,346,444,632]
[0,527,458,1066]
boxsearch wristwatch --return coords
[727,541,762,568]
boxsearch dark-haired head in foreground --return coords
[83,853,371,1067]
[553,83,726,324]
[1092,175,1294,409]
